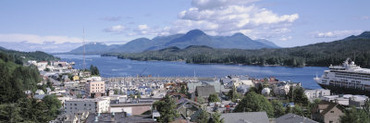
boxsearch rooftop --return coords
[276,113,318,123]
[221,112,269,123]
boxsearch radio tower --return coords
[83,28,86,71]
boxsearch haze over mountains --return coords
[69,29,279,54]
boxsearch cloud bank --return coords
[0,34,82,44]
[314,30,363,38]
[105,0,299,40]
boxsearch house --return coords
[37,61,48,71]
[220,112,269,123]
[236,84,251,94]
[311,101,344,123]
[176,98,201,121]
[35,89,45,95]
[62,75,70,82]
[51,113,78,123]
[232,78,254,88]
[187,82,202,93]
[195,85,216,99]
[204,80,222,93]
[72,75,80,81]
[276,113,318,123]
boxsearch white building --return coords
[64,98,110,115]
[321,94,368,107]
[37,61,48,71]
[304,89,330,102]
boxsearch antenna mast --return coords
[83,27,86,70]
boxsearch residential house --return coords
[187,82,202,93]
[35,89,45,95]
[195,85,216,100]
[276,113,318,123]
[72,75,80,81]
[311,101,344,123]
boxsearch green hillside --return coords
[0,51,61,122]
[0,47,59,64]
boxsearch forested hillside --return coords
[107,31,370,67]
[0,51,61,122]
[0,46,59,64]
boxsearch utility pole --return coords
[83,27,86,71]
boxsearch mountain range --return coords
[111,31,370,67]
[68,29,279,54]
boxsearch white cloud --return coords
[104,25,125,33]
[130,24,162,36]
[159,0,299,39]
[138,25,149,30]
[314,30,363,38]
[0,33,82,44]
[191,0,260,10]
[361,16,369,20]
[279,35,292,41]
[101,0,299,40]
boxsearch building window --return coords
[329,121,333,123]
[75,104,77,106]
[330,111,334,113]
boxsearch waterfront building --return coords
[304,89,331,102]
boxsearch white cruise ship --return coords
[314,58,370,96]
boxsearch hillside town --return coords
[24,60,370,123]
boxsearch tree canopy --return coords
[108,36,370,68]
[0,52,62,122]
[153,95,179,122]
[208,93,220,103]
[234,92,274,117]
[90,65,100,76]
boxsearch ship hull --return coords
[318,84,370,97]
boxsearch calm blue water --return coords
[55,54,327,89]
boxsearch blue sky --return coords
[0,0,369,52]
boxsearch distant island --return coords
[103,31,370,68]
